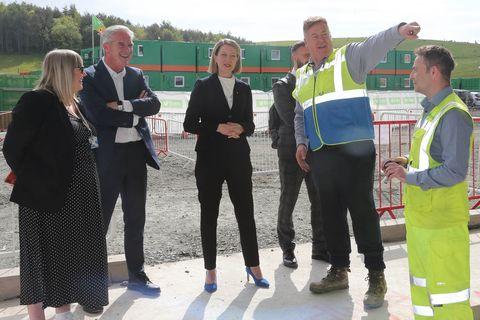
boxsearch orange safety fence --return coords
[146,116,168,157]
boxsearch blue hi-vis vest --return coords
[292,46,374,150]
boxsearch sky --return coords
[4,0,480,43]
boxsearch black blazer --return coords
[183,74,255,153]
[3,90,77,211]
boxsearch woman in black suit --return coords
[3,49,108,320]
[183,39,269,293]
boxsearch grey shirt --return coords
[294,24,405,146]
[405,86,473,190]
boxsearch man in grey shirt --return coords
[293,17,420,309]
[384,46,473,319]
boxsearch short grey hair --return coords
[101,25,134,46]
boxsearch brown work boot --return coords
[309,266,349,294]
[363,270,387,309]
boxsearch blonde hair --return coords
[36,49,83,105]
[303,16,329,35]
[208,39,242,74]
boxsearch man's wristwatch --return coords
[117,100,124,111]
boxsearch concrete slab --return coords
[1,230,480,320]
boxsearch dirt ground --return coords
[0,152,326,269]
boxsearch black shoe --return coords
[82,305,104,314]
[312,251,330,263]
[283,250,298,269]
[127,273,161,296]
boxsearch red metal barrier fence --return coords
[373,118,480,219]
[146,116,168,157]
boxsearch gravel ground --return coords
[0,152,322,269]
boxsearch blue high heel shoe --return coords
[204,271,217,293]
[245,267,270,288]
[204,282,217,293]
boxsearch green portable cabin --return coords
[366,75,397,91]
[196,72,211,80]
[236,73,264,91]
[80,47,101,67]
[129,40,161,72]
[451,78,461,89]
[142,71,162,91]
[239,44,261,73]
[160,41,196,73]
[395,50,414,75]
[460,78,480,91]
[260,45,291,74]
[160,72,196,91]
[394,75,413,90]
[263,73,286,91]
[197,42,262,75]
[369,50,396,75]
[196,43,215,73]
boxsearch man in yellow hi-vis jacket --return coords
[385,45,473,319]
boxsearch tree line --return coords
[0,2,250,54]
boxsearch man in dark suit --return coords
[273,41,327,268]
[80,25,161,299]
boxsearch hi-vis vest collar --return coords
[409,101,469,173]
[293,46,374,150]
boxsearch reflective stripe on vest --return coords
[293,46,373,150]
[413,305,434,317]
[410,275,427,287]
[301,89,367,110]
[409,102,459,172]
[430,289,470,305]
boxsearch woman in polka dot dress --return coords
[3,49,109,320]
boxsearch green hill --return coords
[0,54,43,75]
[263,39,480,78]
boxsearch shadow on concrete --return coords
[181,291,212,320]
[96,289,151,320]
[217,285,257,320]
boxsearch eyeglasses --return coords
[76,66,85,73]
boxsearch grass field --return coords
[0,54,43,74]
[263,38,480,78]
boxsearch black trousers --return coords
[195,150,260,270]
[310,140,385,271]
[277,153,326,254]
[98,141,147,280]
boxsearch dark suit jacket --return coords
[79,60,161,169]
[3,90,75,211]
[183,74,254,153]
[272,73,297,158]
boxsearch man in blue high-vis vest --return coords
[293,16,420,309]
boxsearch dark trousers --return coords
[277,153,326,254]
[195,150,260,270]
[98,141,147,280]
[310,140,385,271]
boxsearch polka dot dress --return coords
[18,114,109,309]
